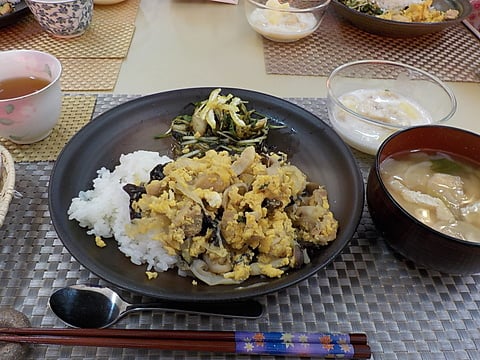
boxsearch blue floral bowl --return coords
[25,0,93,38]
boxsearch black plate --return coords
[332,0,472,38]
[49,87,365,302]
[0,1,29,28]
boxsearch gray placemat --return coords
[0,95,479,359]
[263,9,480,83]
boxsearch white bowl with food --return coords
[326,60,457,155]
[245,0,331,42]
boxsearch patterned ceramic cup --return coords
[0,50,62,144]
[25,0,94,38]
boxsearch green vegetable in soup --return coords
[430,158,464,175]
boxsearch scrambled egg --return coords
[145,271,158,280]
[125,146,338,285]
[95,236,107,248]
[0,2,13,16]
[379,0,459,22]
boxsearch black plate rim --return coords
[0,1,29,28]
[49,87,365,302]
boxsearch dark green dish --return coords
[332,0,472,37]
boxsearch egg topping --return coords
[124,146,338,285]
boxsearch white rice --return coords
[68,151,179,272]
[374,0,423,10]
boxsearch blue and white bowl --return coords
[25,0,93,38]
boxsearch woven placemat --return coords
[0,1,140,91]
[60,58,123,91]
[264,9,480,82]
[1,95,96,162]
[0,19,134,58]
[1,95,480,359]
[94,0,141,24]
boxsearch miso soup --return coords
[380,151,480,243]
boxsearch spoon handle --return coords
[125,299,263,319]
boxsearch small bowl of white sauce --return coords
[245,0,331,42]
[326,60,457,155]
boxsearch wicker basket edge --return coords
[0,145,15,227]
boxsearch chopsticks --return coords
[0,328,371,358]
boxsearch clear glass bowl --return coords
[326,60,457,155]
[245,0,331,42]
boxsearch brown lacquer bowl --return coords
[367,125,480,274]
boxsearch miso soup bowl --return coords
[0,50,62,144]
[366,125,480,275]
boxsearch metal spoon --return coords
[49,284,263,328]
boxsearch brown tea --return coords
[0,76,51,100]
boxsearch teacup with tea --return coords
[0,50,62,144]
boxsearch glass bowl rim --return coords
[326,59,457,130]
[245,0,332,12]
